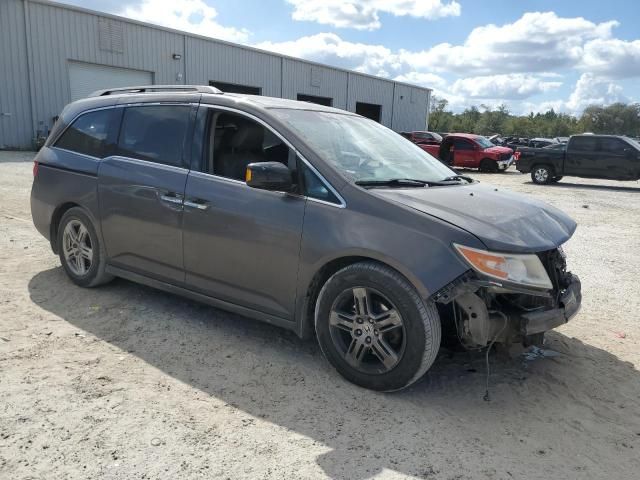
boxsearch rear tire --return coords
[531,165,554,184]
[57,207,113,288]
[479,158,498,173]
[314,261,441,392]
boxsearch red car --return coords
[420,133,515,172]
[400,131,443,145]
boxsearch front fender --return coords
[294,196,483,337]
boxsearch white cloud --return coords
[582,38,640,78]
[401,12,618,75]
[565,73,626,113]
[121,0,250,42]
[451,74,562,99]
[520,99,566,115]
[394,72,447,89]
[256,33,401,77]
[285,0,461,30]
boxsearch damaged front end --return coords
[432,247,581,349]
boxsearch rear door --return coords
[181,106,306,320]
[565,136,598,176]
[98,103,194,284]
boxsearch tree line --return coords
[428,97,640,138]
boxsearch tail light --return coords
[33,160,39,177]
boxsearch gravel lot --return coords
[1,150,639,480]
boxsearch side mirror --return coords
[245,161,293,192]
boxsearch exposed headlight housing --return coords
[454,244,553,290]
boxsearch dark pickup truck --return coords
[517,134,640,184]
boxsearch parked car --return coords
[488,134,506,146]
[31,85,581,391]
[527,138,558,149]
[543,143,567,151]
[401,130,443,145]
[517,134,640,184]
[421,133,515,172]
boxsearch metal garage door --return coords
[68,61,153,101]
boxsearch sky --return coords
[56,0,640,115]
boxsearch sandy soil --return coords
[1,150,639,480]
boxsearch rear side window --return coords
[117,105,191,167]
[570,136,597,151]
[55,109,116,158]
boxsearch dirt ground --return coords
[1,150,639,480]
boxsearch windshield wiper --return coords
[355,178,430,187]
[441,174,475,184]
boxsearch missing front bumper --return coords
[522,275,581,335]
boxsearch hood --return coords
[373,183,576,253]
[484,146,513,154]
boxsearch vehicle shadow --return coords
[523,180,640,192]
[28,267,640,479]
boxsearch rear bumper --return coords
[522,274,582,335]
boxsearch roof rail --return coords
[89,85,222,97]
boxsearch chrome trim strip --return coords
[106,155,189,173]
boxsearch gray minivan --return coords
[31,86,581,391]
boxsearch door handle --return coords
[160,193,183,205]
[184,199,209,210]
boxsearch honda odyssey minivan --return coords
[31,85,581,391]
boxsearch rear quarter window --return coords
[54,109,117,158]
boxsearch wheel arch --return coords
[50,202,100,254]
[295,253,430,339]
[531,163,556,184]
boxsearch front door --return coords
[182,107,306,319]
[98,104,193,284]
[451,138,476,167]
[597,137,637,179]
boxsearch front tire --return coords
[315,262,441,392]
[531,165,554,184]
[57,207,113,288]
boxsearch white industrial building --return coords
[0,0,432,149]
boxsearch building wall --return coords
[282,59,349,109]
[26,0,184,140]
[1,0,431,149]
[347,74,395,128]
[392,84,430,133]
[185,37,282,97]
[0,0,32,148]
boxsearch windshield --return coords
[270,109,454,183]
[474,136,494,149]
[624,136,640,150]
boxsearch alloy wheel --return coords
[329,287,406,374]
[62,219,94,276]
[534,167,549,183]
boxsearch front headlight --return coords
[454,244,552,290]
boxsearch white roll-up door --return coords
[68,61,153,101]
